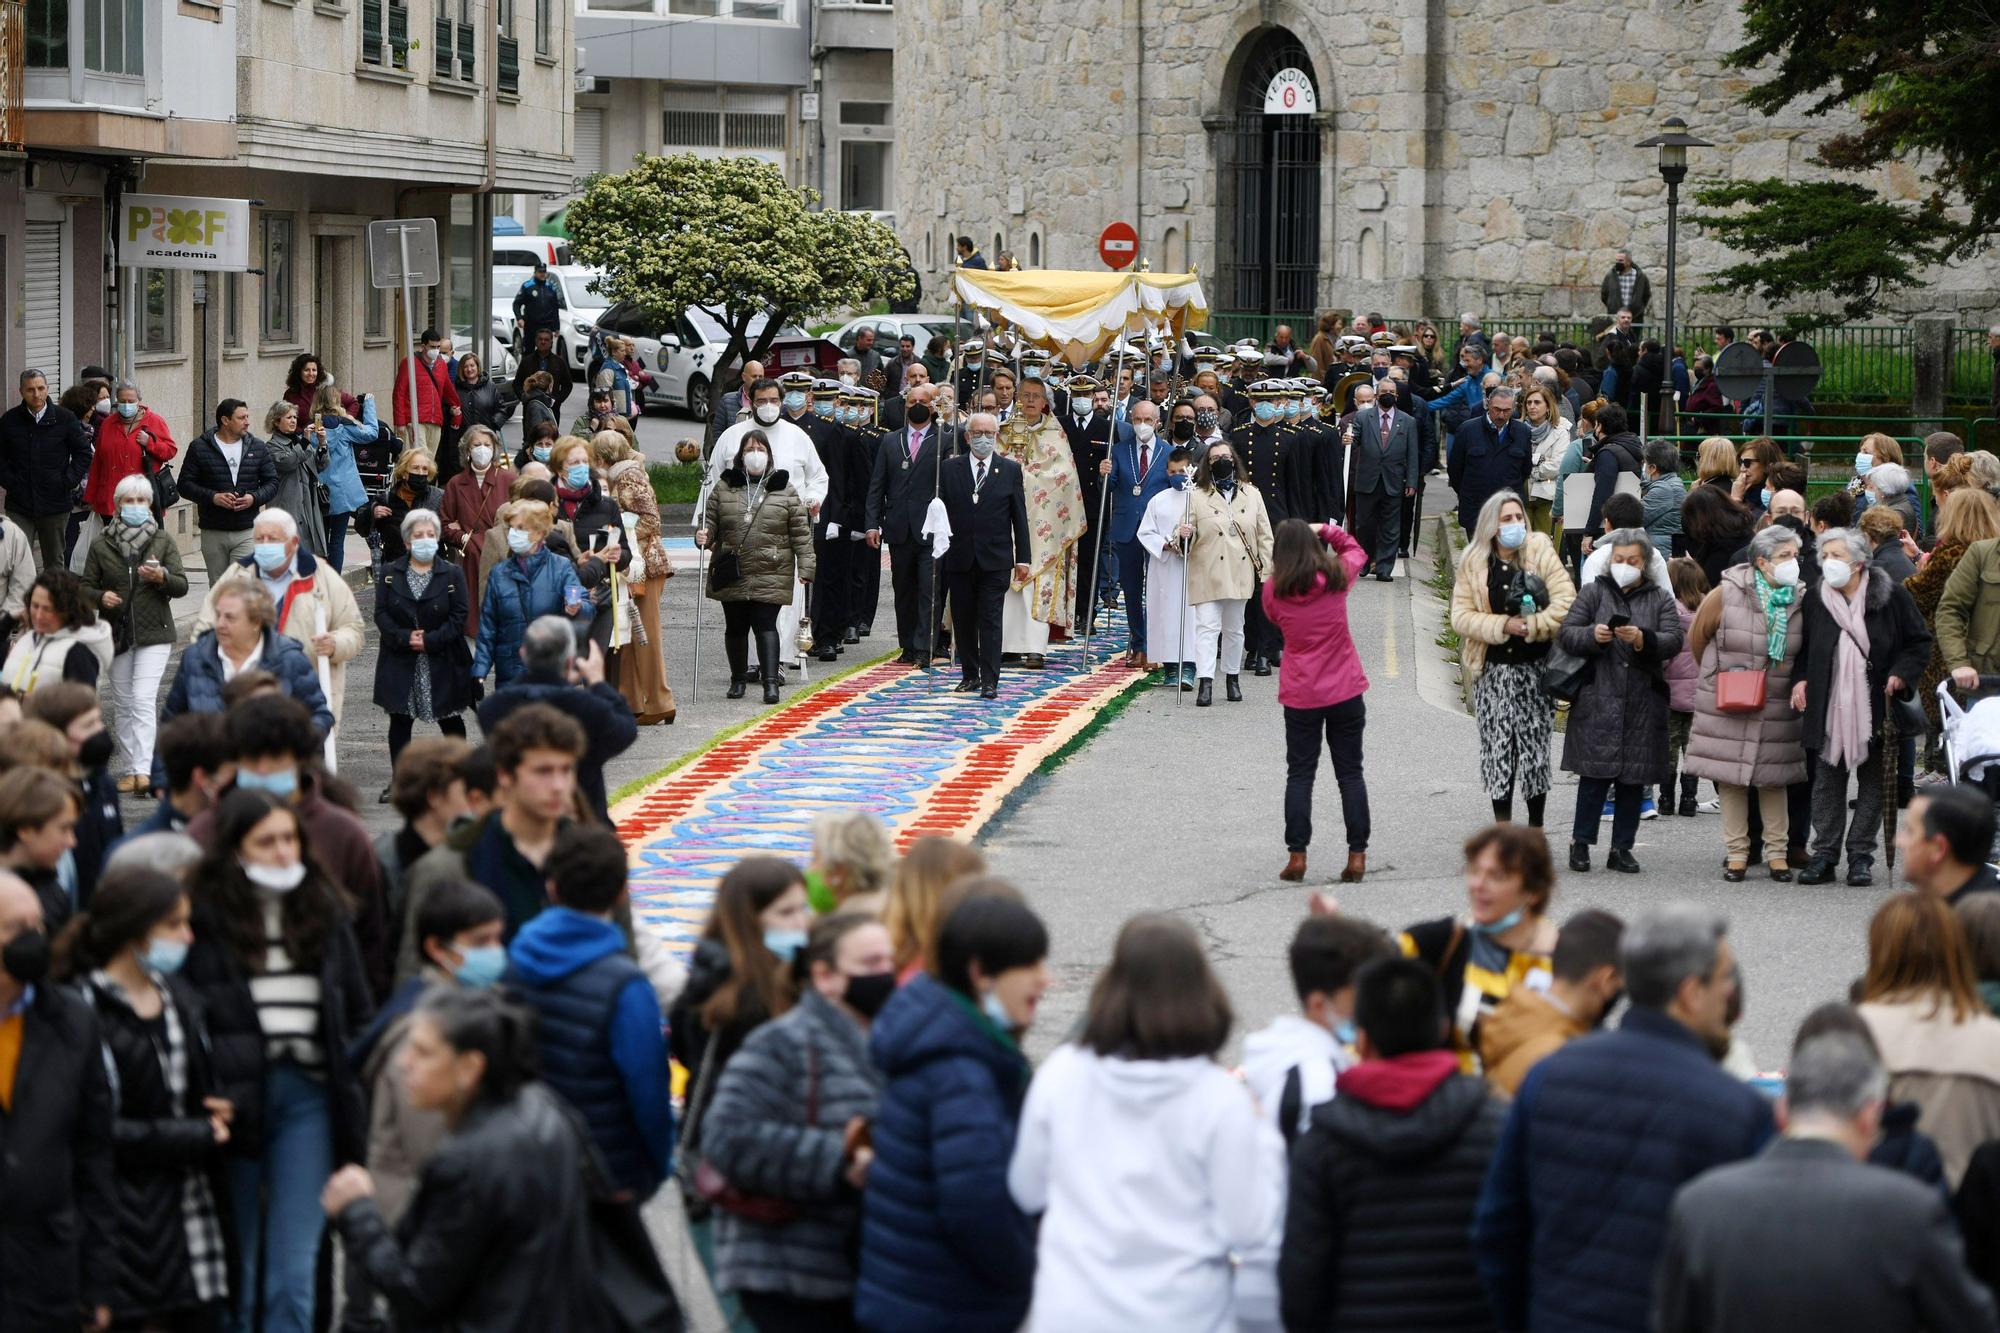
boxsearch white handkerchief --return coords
[921,496,952,561]
[826,521,841,539]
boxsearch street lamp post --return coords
[1637,116,1711,432]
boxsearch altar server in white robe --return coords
[1136,444,1199,689]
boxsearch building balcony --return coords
[816,0,890,52]
[19,0,233,157]
[0,0,22,151]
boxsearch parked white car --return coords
[828,313,961,357]
[593,302,807,419]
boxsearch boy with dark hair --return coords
[505,824,673,1198]
[1279,956,1507,1331]
[1481,909,1626,1095]
[456,744,499,823]
[122,712,231,842]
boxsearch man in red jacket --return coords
[392,328,462,452]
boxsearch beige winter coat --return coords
[1683,564,1807,789]
[1184,482,1273,605]
[1861,996,2000,1189]
[1449,530,1574,686]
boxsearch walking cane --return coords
[1176,486,1192,708]
[692,536,704,704]
[1080,341,1128,672]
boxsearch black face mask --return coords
[906,403,932,425]
[2,928,49,986]
[1171,419,1195,442]
[79,730,113,772]
[843,970,897,1019]
[1378,395,1398,411]
[1209,458,1236,482]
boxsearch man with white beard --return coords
[700,376,829,669]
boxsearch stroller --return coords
[1938,677,2000,801]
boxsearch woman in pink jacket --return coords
[1263,519,1370,885]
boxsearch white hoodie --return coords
[1008,1043,1285,1333]
[1580,538,1670,591]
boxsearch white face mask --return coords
[470,444,493,469]
[1134,422,1156,443]
[1821,558,1853,590]
[1610,561,1641,589]
[742,450,769,478]
[753,403,780,426]
[242,859,307,893]
[839,373,858,387]
[1767,557,1801,587]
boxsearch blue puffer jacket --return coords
[472,546,592,683]
[1472,1006,1774,1333]
[319,395,377,516]
[855,974,1034,1333]
[154,626,335,789]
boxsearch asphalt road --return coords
[982,491,1879,1066]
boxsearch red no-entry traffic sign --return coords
[1099,221,1138,271]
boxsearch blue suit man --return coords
[1106,405,1173,660]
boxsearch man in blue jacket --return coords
[1104,399,1171,665]
[1473,902,1774,1333]
[505,823,673,1201]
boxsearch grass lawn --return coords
[650,462,703,505]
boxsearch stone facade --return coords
[894,0,2000,324]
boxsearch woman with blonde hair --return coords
[363,448,446,567]
[263,400,332,558]
[1859,892,2000,1187]
[883,835,987,982]
[310,383,377,572]
[1520,383,1573,536]
[470,499,591,688]
[1452,489,1576,826]
[1693,436,1738,492]
[807,809,895,916]
[1907,486,2000,751]
[593,429,676,723]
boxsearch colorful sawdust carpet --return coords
[614,614,1143,953]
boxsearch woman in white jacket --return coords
[1522,382,1572,536]
[1008,913,1284,1333]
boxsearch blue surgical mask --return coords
[142,936,189,975]
[565,464,592,489]
[1253,402,1279,424]
[507,527,533,554]
[531,445,552,463]
[116,401,140,421]
[1168,472,1189,490]
[1854,453,1873,476]
[1333,1019,1357,1047]
[253,541,289,573]
[409,537,439,563]
[813,399,835,418]
[453,944,507,989]
[783,391,807,412]
[235,766,298,800]
[118,504,151,528]
[1283,401,1301,419]
[1498,521,1527,550]
[1760,487,1772,509]
[763,927,808,962]
[1470,907,1525,937]
[981,989,1012,1030]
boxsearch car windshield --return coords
[685,309,807,345]
[554,266,612,313]
[494,266,565,305]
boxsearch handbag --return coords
[1540,638,1593,702]
[147,459,177,515]
[1889,684,1928,737]
[1715,668,1769,714]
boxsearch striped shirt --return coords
[250,898,324,1070]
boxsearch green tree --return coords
[1685,4,1997,324]
[564,154,913,376]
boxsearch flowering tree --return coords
[565,153,914,373]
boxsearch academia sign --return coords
[121,194,252,271]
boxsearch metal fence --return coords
[1205,311,1996,402]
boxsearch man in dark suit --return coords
[938,412,1030,698]
[1344,376,1424,580]
[1058,373,1116,633]
[866,383,958,665]
[1105,400,1172,665]
[1655,1030,1996,1333]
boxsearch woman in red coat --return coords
[438,426,514,637]
[84,380,177,519]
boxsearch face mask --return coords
[1854,453,1873,476]
[1379,395,1397,411]
[906,403,932,425]
[981,988,1013,1030]
[752,403,780,425]
[94,397,111,416]
[424,349,440,363]
[1610,561,1641,589]
[969,435,997,459]
[1333,1019,1357,1046]
[1760,487,1773,509]
[1253,403,1279,424]
[79,730,113,771]
[453,944,507,989]
[1195,410,1219,433]
[843,970,897,1019]
[235,766,298,800]
[743,451,769,478]
[2,928,50,985]
[1471,907,1525,937]
[1283,401,1301,419]
[564,464,592,489]
[410,537,440,563]
[253,542,289,573]
[119,504,151,528]
[782,391,807,413]
[813,400,835,418]
[763,927,807,963]
[1209,457,1236,482]
[1767,557,1801,587]
[839,374,858,387]
[1134,422,1156,444]
[116,400,140,420]
[1168,471,1189,490]
[507,527,533,554]
[1498,521,1528,550]
[470,445,493,469]
[1171,420,1195,442]
[242,859,307,893]
[142,935,189,975]
[1075,400,1095,420]
[531,445,552,464]
[1822,557,1853,590]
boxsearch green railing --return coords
[1207,311,1996,402]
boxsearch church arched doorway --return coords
[1215,28,1324,321]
